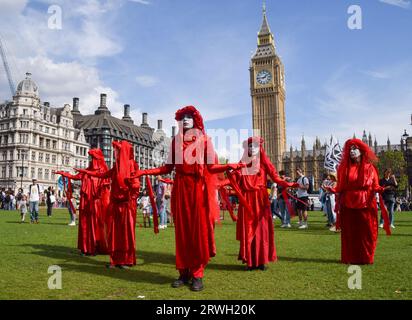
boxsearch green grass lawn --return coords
[0,207,411,300]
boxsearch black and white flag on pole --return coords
[324,136,342,172]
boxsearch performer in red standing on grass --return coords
[55,149,110,255]
[327,138,391,265]
[76,141,142,269]
[139,105,243,291]
[229,137,298,271]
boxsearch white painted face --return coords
[182,114,194,129]
[248,143,260,156]
[350,147,361,159]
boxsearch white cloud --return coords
[360,70,390,79]
[0,0,28,14]
[136,75,159,87]
[2,56,125,116]
[129,0,151,5]
[379,0,411,9]
[0,0,127,117]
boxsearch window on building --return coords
[2,152,6,161]
[46,139,50,149]
[51,172,55,181]
[38,168,43,180]
[8,166,12,178]
[45,154,50,163]
[39,153,44,162]
[45,169,49,180]
[31,167,35,178]
[52,140,57,149]
[52,155,56,164]
[39,125,43,132]
[39,137,44,148]
[32,134,37,144]
[45,127,49,133]
[52,128,56,135]
[1,166,6,178]
[65,157,69,165]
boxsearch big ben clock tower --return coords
[250,3,286,170]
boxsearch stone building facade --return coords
[0,73,89,193]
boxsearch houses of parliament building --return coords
[250,5,401,189]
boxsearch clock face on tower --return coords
[256,70,272,85]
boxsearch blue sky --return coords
[0,0,411,151]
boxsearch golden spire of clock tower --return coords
[258,0,274,46]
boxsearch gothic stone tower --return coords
[250,5,286,170]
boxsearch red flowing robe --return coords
[337,163,383,264]
[144,136,228,274]
[94,177,111,254]
[59,172,102,255]
[233,159,293,267]
[90,160,140,266]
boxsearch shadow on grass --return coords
[137,250,176,266]
[207,263,245,272]
[5,221,69,226]
[20,244,175,284]
[277,256,340,264]
[58,262,175,285]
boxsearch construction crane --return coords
[0,36,16,97]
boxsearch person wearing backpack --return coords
[296,167,310,229]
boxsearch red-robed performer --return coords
[140,105,242,291]
[229,137,297,270]
[77,141,141,269]
[327,138,391,264]
[55,149,110,255]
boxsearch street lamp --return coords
[20,151,24,189]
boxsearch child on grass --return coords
[20,195,28,223]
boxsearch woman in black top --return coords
[379,168,398,228]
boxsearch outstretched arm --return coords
[55,171,82,181]
[208,163,245,174]
[75,168,112,179]
[140,164,174,176]
[264,161,297,189]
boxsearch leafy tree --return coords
[377,150,408,193]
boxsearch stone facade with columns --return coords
[0,73,89,193]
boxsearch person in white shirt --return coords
[296,168,310,229]
[139,190,151,228]
[29,179,41,224]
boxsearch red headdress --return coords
[240,136,270,175]
[175,105,205,134]
[112,140,133,192]
[337,138,378,191]
[88,148,109,172]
